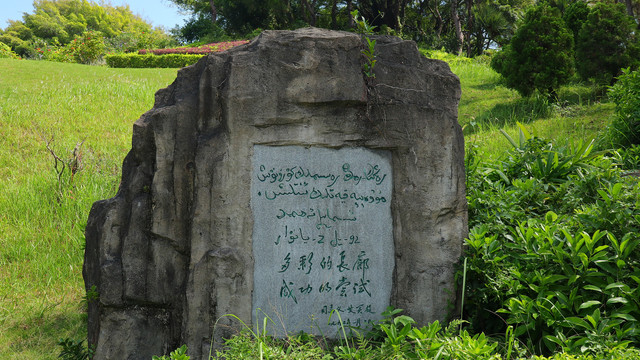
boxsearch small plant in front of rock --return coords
[152,345,190,360]
[58,338,94,360]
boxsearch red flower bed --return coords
[138,40,249,55]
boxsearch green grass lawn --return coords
[0,56,616,358]
[449,58,612,160]
[0,59,178,359]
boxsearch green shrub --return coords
[491,2,574,99]
[3,21,34,41]
[152,345,190,360]
[58,338,94,360]
[66,30,105,64]
[106,30,177,54]
[603,68,640,148]
[463,127,640,355]
[575,2,640,85]
[0,33,34,57]
[35,42,74,63]
[562,1,589,43]
[0,42,19,59]
[105,53,204,68]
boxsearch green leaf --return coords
[607,297,628,305]
[500,128,519,149]
[545,211,558,223]
[593,245,609,253]
[605,282,627,291]
[612,312,637,321]
[579,300,601,310]
[565,317,591,330]
[583,285,603,293]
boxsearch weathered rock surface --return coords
[84,27,466,359]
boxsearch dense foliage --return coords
[0,41,19,59]
[604,69,640,148]
[104,53,204,68]
[491,0,640,98]
[490,2,574,98]
[0,0,174,60]
[575,2,640,85]
[562,1,588,43]
[168,0,536,56]
[464,125,640,355]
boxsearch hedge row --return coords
[105,53,204,68]
[138,40,249,55]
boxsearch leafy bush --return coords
[105,30,176,54]
[0,41,19,59]
[575,2,640,85]
[562,1,589,43]
[105,53,204,68]
[58,338,94,360]
[1,0,177,61]
[19,0,169,45]
[67,30,106,64]
[0,33,34,57]
[603,68,640,148]
[34,41,74,63]
[463,126,640,355]
[152,345,190,360]
[491,2,574,99]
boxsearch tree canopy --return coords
[0,0,174,56]
[169,0,538,56]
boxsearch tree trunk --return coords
[465,0,473,56]
[428,0,444,38]
[209,0,217,24]
[451,0,464,55]
[624,0,635,19]
[331,0,338,29]
[301,0,317,26]
[392,0,402,30]
[347,0,354,28]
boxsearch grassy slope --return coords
[0,57,615,358]
[0,59,177,359]
[451,59,613,160]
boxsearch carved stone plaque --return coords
[251,145,394,336]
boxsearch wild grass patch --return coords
[0,58,177,358]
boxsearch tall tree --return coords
[209,0,217,23]
[451,0,464,55]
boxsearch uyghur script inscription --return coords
[251,145,394,336]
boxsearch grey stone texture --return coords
[83,27,466,359]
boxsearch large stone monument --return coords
[83,27,466,359]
